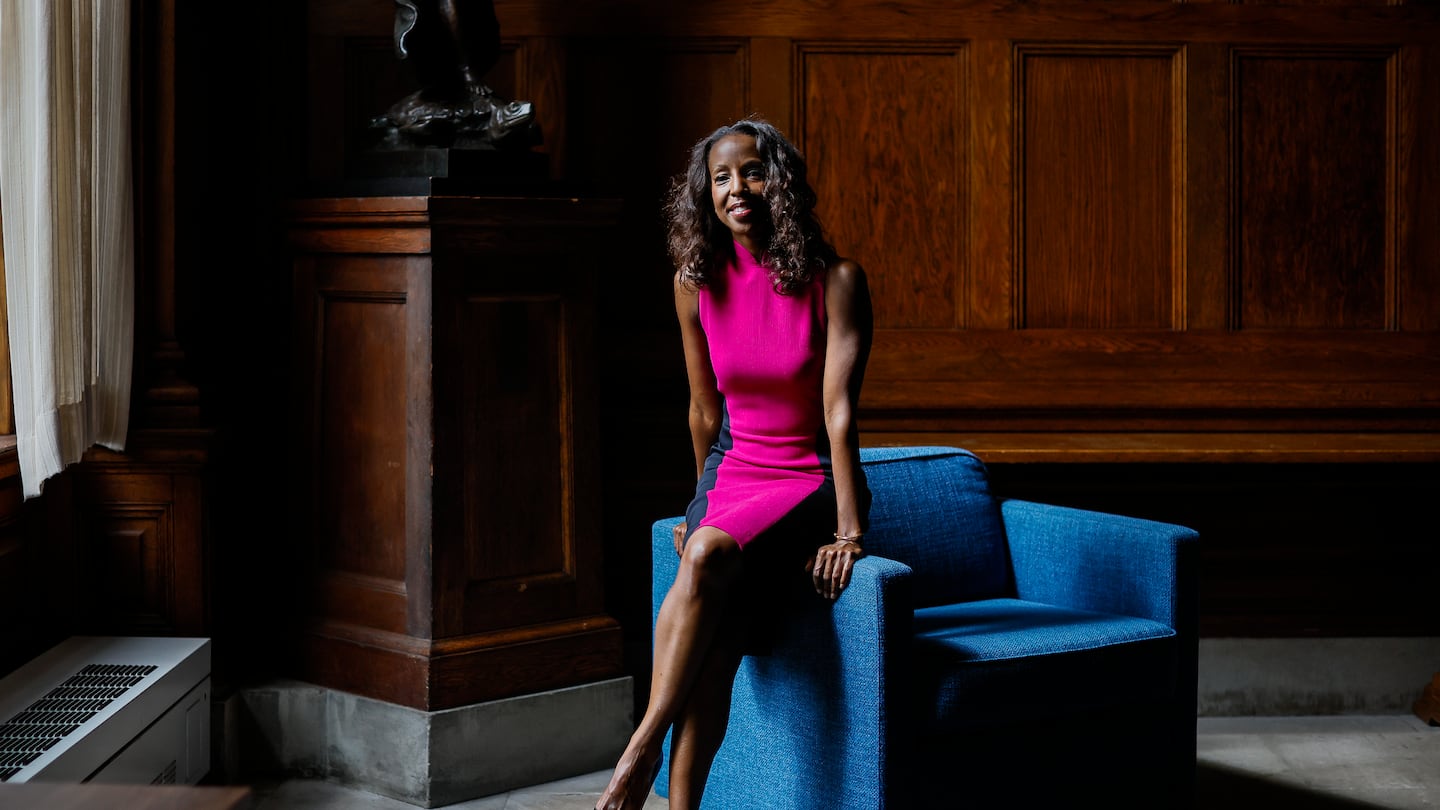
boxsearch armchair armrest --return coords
[1000,499,1199,630]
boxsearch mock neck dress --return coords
[683,244,868,553]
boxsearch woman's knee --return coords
[679,528,742,586]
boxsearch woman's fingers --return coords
[673,521,687,557]
[812,542,860,600]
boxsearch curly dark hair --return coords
[666,117,837,294]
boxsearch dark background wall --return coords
[1,0,1436,701]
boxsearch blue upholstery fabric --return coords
[912,598,1176,731]
[855,447,1010,608]
[650,446,1200,809]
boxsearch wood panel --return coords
[969,40,1017,330]
[1233,48,1394,330]
[461,296,567,584]
[1405,44,1440,332]
[799,44,966,329]
[292,250,430,636]
[487,0,1439,43]
[1018,46,1180,329]
[79,447,212,638]
[315,284,410,581]
[428,196,614,639]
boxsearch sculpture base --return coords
[340,146,552,196]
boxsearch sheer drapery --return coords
[0,0,134,498]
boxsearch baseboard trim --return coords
[1199,637,1439,716]
[217,676,632,807]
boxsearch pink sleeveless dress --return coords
[684,244,859,551]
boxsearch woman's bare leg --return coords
[666,626,744,810]
[596,527,742,810]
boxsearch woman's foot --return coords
[595,743,661,810]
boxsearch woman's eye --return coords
[745,169,765,180]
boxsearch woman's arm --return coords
[813,258,874,600]
[675,272,722,478]
[673,271,722,552]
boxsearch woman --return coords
[597,117,873,810]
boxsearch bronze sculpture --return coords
[368,0,540,151]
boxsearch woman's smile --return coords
[708,133,770,254]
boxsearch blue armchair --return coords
[652,446,1199,809]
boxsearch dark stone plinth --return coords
[336,146,552,197]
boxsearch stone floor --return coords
[246,714,1440,809]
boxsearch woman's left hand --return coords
[808,540,863,600]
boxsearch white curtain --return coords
[0,0,134,499]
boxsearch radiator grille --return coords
[151,758,177,785]
[0,663,157,781]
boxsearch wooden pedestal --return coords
[286,195,623,711]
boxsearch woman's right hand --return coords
[673,521,687,556]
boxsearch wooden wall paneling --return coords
[288,199,431,707]
[426,196,622,705]
[862,331,1440,413]
[969,39,1015,330]
[1185,42,1229,330]
[294,251,429,639]
[426,198,613,635]
[456,294,570,626]
[1400,44,1439,332]
[522,37,569,179]
[1016,44,1182,330]
[75,453,211,638]
[1232,47,1395,331]
[798,42,967,330]
[750,38,795,136]
[491,1,1439,44]
[87,486,173,632]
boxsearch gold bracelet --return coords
[833,532,864,544]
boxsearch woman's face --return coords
[708,133,769,253]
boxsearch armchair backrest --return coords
[859,446,1012,608]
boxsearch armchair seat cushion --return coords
[913,598,1177,733]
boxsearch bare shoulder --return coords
[674,269,699,300]
[674,270,700,318]
[824,258,868,300]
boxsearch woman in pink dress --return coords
[597,117,874,810]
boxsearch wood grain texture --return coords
[460,296,567,584]
[1233,49,1393,330]
[800,44,966,329]
[287,196,621,708]
[969,39,1016,329]
[1186,42,1229,329]
[1018,46,1180,329]
[315,277,411,581]
[1401,44,1440,331]
[487,1,1440,43]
